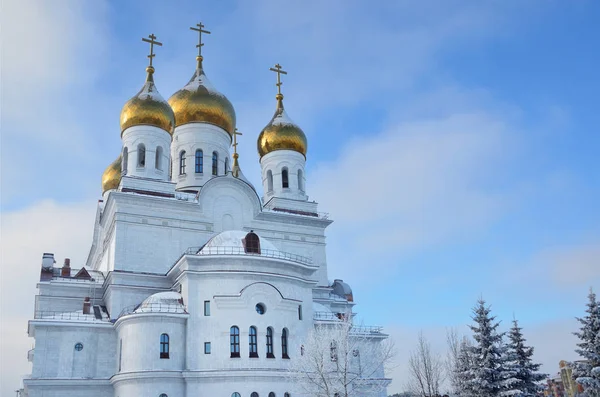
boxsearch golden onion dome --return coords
[101,155,122,194]
[120,66,175,135]
[257,94,307,158]
[168,56,236,138]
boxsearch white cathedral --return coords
[20,27,389,397]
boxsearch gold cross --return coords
[190,22,211,58]
[141,34,162,67]
[269,63,287,95]
[233,128,243,155]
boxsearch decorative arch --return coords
[195,149,203,173]
[281,167,289,188]
[137,143,146,167]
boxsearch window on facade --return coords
[160,333,170,359]
[281,328,289,359]
[266,327,274,358]
[122,147,128,175]
[230,326,240,358]
[204,342,211,354]
[249,326,258,358]
[251,393,259,397]
[298,305,303,320]
[74,342,83,351]
[330,340,338,362]
[244,231,260,254]
[255,303,266,315]
[232,394,241,397]
[179,151,186,175]
[137,144,146,167]
[225,157,229,174]
[282,168,289,188]
[195,149,203,173]
[269,393,276,397]
[155,146,163,170]
[204,300,210,316]
[267,170,273,192]
[212,151,218,176]
[159,394,168,397]
[297,169,304,191]
[301,345,305,356]
[284,394,291,397]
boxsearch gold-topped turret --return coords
[168,22,236,137]
[101,155,122,194]
[119,34,175,135]
[257,64,307,158]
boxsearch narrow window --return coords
[249,326,258,358]
[160,333,169,359]
[267,170,274,192]
[297,169,304,191]
[137,144,146,167]
[155,146,163,170]
[204,300,210,316]
[212,151,218,176]
[266,327,274,358]
[330,340,337,362]
[195,149,203,173]
[244,231,261,254]
[159,394,168,397]
[251,393,259,397]
[298,305,303,320]
[282,168,289,188]
[284,394,291,397]
[230,326,240,358]
[179,151,186,175]
[204,342,211,354]
[232,394,241,397]
[118,339,123,371]
[301,345,305,356]
[281,328,289,359]
[122,147,128,175]
[225,157,229,174]
[269,393,276,397]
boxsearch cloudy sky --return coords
[1,0,599,394]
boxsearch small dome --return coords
[135,291,186,314]
[331,279,353,302]
[120,66,175,135]
[199,230,278,254]
[101,155,121,194]
[257,94,307,158]
[168,57,236,137]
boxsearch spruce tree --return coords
[572,289,600,397]
[464,299,516,397]
[455,338,475,396]
[504,319,546,396]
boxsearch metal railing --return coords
[314,311,346,321]
[118,302,188,318]
[185,246,313,266]
[263,201,330,220]
[34,311,105,322]
[313,312,383,334]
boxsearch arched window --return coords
[297,169,304,191]
[225,157,229,174]
[284,394,291,397]
[137,144,146,167]
[122,147,128,175]
[159,394,168,397]
[195,149,203,173]
[282,167,289,188]
[179,151,186,175]
[266,327,274,358]
[155,146,163,170]
[249,326,258,357]
[281,328,289,359]
[251,393,259,397]
[330,340,337,362]
[244,231,261,254]
[267,170,273,192]
[160,334,169,359]
[230,326,240,358]
[232,394,241,397]
[269,393,276,397]
[212,151,218,176]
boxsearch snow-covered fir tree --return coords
[463,299,517,397]
[503,319,546,396]
[455,338,475,396]
[572,289,600,397]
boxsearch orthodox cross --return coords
[141,34,162,67]
[233,128,243,155]
[190,22,211,57]
[269,63,287,95]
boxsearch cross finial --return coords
[269,63,288,96]
[190,22,211,60]
[141,34,162,68]
[232,128,243,156]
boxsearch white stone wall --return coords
[260,150,307,202]
[121,125,172,181]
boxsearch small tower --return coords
[168,22,236,192]
[118,34,175,184]
[257,64,308,203]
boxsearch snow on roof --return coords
[135,291,186,314]
[182,68,223,97]
[272,108,297,127]
[200,230,279,253]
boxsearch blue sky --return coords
[1,0,599,394]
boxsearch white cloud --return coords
[0,199,97,396]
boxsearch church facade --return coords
[21,28,388,397]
